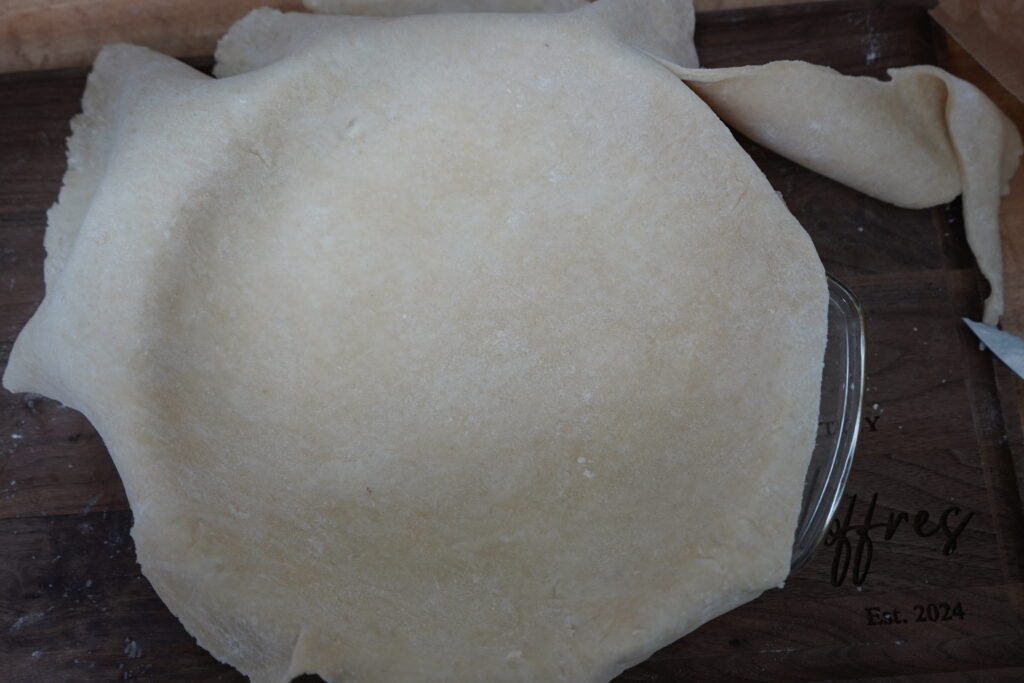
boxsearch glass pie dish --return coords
[790,275,865,573]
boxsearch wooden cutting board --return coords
[2,1,1024,680]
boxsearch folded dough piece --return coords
[667,61,1022,324]
[2,1,1018,682]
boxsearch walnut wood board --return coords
[2,1,1024,681]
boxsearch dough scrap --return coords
[667,61,1022,324]
[3,1,1019,682]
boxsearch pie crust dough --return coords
[3,1,1019,681]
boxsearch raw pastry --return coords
[670,61,1022,325]
[3,1,1019,682]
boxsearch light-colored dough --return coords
[2,1,1019,682]
[667,61,1022,325]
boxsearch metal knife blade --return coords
[963,318,1024,380]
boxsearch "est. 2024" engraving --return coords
[865,602,966,625]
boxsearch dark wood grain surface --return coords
[2,1,1024,681]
